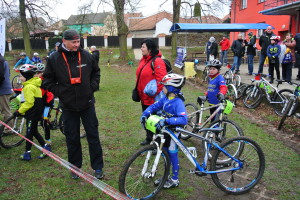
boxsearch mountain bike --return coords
[277,81,300,130]
[119,120,265,200]
[243,74,293,116]
[223,65,241,87]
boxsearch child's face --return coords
[19,74,26,82]
[209,67,219,76]
[271,40,275,44]
[34,72,43,77]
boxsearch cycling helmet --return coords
[35,63,45,72]
[20,52,26,57]
[160,73,186,94]
[18,64,37,80]
[270,36,280,41]
[33,52,39,56]
[207,59,222,70]
[55,42,61,47]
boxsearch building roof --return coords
[65,13,110,25]
[129,11,199,31]
[201,15,222,23]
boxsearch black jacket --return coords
[210,42,218,57]
[295,33,300,53]
[92,50,100,64]
[246,35,257,55]
[231,39,245,57]
[259,32,276,55]
[43,45,100,111]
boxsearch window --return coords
[241,0,247,9]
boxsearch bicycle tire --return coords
[277,98,294,130]
[202,68,208,83]
[182,103,199,140]
[233,74,241,87]
[11,75,23,90]
[59,115,87,138]
[273,89,296,117]
[0,115,25,149]
[210,137,265,195]
[119,144,170,200]
[225,84,237,105]
[236,84,248,100]
[203,119,244,160]
[243,85,263,109]
[223,71,231,85]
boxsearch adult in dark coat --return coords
[245,32,257,75]
[91,45,100,64]
[43,29,104,179]
[231,34,245,74]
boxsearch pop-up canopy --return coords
[170,23,274,32]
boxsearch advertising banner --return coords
[0,18,5,56]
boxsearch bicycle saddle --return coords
[197,96,207,105]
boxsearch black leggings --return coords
[25,119,46,152]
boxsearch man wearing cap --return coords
[43,29,104,179]
[245,32,257,75]
[258,26,276,74]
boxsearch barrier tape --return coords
[0,120,131,200]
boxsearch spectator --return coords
[219,36,230,65]
[0,53,13,131]
[43,29,104,179]
[136,39,167,146]
[14,52,33,69]
[231,33,246,74]
[48,42,61,56]
[31,52,42,64]
[295,33,300,80]
[258,26,276,74]
[281,33,296,82]
[204,38,212,62]
[209,36,218,61]
[90,45,100,64]
[267,36,281,83]
[245,32,257,75]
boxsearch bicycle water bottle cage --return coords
[145,115,164,134]
[223,100,234,115]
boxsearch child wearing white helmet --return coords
[267,36,281,83]
[31,52,42,64]
[140,73,188,189]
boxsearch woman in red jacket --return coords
[136,39,167,145]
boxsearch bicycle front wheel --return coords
[236,84,248,100]
[203,119,244,160]
[182,103,199,140]
[119,144,170,200]
[243,85,263,109]
[210,137,265,195]
[0,115,25,149]
[11,75,23,89]
[273,89,296,116]
[226,84,237,105]
[277,98,294,130]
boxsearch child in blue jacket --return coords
[267,36,281,83]
[140,73,187,189]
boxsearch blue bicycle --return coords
[119,116,265,199]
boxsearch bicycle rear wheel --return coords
[277,98,294,130]
[226,84,237,105]
[273,89,296,116]
[0,115,25,149]
[119,144,170,200]
[233,74,241,87]
[236,84,248,100]
[11,75,23,89]
[243,85,263,109]
[210,137,265,195]
[59,115,87,138]
[182,103,199,140]
[203,119,244,160]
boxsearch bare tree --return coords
[77,3,93,37]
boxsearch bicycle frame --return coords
[147,127,242,178]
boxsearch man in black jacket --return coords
[258,26,276,74]
[295,33,300,80]
[231,33,245,74]
[43,29,104,179]
[246,32,257,75]
[91,45,100,64]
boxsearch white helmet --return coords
[270,36,280,41]
[18,64,37,73]
[160,73,186,88]
[33,52,39,56]
[35,63,45,72]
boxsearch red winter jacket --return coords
[219,38,230,51]
[136,51,167,105]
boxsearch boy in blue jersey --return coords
[267,36,281,83]
[140,73,188,189]
[204,59,227,122]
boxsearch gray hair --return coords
[91,45,96,50]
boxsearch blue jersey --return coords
[14,56,33,68]
[267,44,281,58]
[207,74,226,105]
[143,96,187,126]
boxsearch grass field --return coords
[0,49,299,200]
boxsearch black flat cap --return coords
[63,29,80,40]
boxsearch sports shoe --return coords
[71,172,80,179]
[20,151,31,161]
[38,144,51,159]
[163,177,179,189]
[94,169,104,179]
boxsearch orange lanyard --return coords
[61,52,82,80]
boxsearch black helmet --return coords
[207,59,222,70]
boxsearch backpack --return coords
[151,56,172,74]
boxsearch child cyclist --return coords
[34,63,54,145]
[267,36,281,83]
[13,64,51,160]
[201,59,227,122]
[140,73,188,189]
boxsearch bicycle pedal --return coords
[189,170,207,176]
